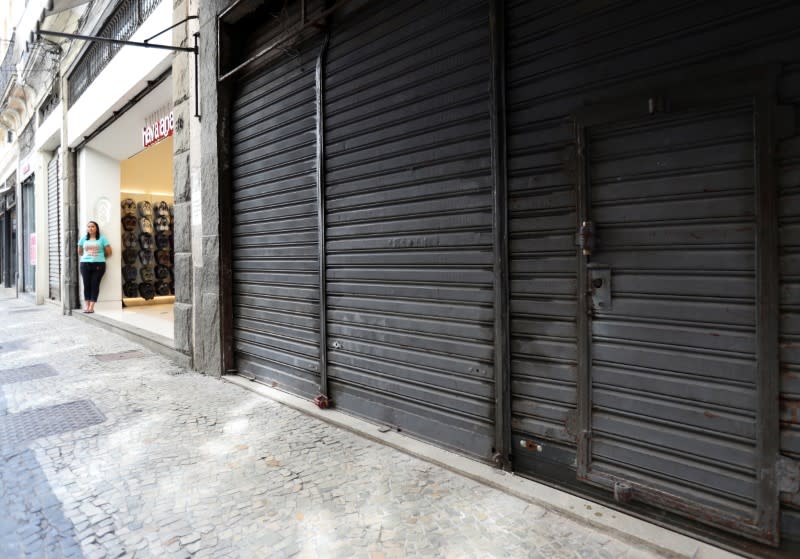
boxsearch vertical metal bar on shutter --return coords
[47,154,61,300]
[323,0,495,458]
[489,0,511,468]
[754,74,780,545]
[316,32,331,400]
[778,62,800,530]
[229,38,322,398]
[574,123,590,479]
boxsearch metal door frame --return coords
[21,176,35,294]
[47,153,61,301]
[574,66,780,545]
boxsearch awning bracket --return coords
[35,17,201,119]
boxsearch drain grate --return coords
[93,350,147,362]
[0,400,106,449]
[0,364,58,386]
[7,308,47,313]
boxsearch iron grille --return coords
[0,35,15,99]
[38,84,60,122]
[67,0,163,104]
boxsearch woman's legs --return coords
[80,263,106,312]
[87,263,106,312]
[79,262,91,311]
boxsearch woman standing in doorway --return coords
[77,221,112,313]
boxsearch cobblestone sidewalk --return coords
[0,296,668,559]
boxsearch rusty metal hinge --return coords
[313,394,331,409]
[576,221,595,256]
[493,451,512,471]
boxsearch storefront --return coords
[0,173,17,289]
[60,0,175,339]
[74,76,175,339]
[213,0,800,549]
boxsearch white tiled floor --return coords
[94,303,174,340]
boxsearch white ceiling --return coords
[86,77,172,162]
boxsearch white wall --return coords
[35,104,62,152]
[77,147,121,308]
[33,152,49,304]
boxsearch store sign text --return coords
[142,111,174,148]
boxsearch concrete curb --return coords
[223,374,744,559]
[71,309,191,369]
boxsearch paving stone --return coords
[0,298,678,559]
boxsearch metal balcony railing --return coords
[39,85,60,122]
[67,0,162,104]
[0,35,16,100]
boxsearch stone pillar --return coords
[172,0,225,375]
[61,56,79,315]
[62,144,78,314]
[193,0,227,376]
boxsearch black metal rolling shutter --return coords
[47,154,61,300]
[230,39,322,397]
[323,0,495,458]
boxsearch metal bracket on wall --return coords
[35,16,201,119]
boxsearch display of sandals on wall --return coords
[120,197,174,302]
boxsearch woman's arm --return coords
[104,245,112,257]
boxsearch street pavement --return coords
[0,293,709,559]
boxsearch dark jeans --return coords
[79,262,106,302]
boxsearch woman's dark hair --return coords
[85,221,101,240]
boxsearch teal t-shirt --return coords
[78,235,110,263]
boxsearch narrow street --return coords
[0,293,734,559]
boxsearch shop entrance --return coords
[113,136,175,339]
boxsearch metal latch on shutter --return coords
[587,263,612,311]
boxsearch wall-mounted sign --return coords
[19,157,32,180]
[29,233,36,265]
[142,107,174,148]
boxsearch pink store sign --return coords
[142,111,174,148]
[29,233,36,265]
